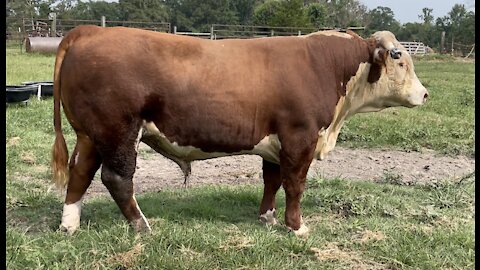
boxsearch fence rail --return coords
[211,24,365,39]
[7,17,170,41]
[8,17,366,44]
[399,41,428,55]
[14,17,472,58]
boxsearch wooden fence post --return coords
[451,36,454,55]
[101,16,106,27]
[464,44,475,58]
[50,13,56,37]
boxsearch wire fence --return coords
[6,16,474,58]
[449,42,475,58]
[210,24,365,39]
[6,17,170,47]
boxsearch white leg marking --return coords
[60,199,83,234]
[292,223,310,237]
[288,216,310,238]
[133,196,151,231]
[259,208,278,225]
[135,127,143,153]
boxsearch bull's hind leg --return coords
[99,128,151,233]
[259,159,282,225]
[60,134,102,234]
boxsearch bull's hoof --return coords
[287,217,310,237]
[132,217,152,233]
[59,201,82,235]
[289,223,310,238]
[59,223,79,235]
[259,209,278,226]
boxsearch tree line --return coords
[6,0,475,54]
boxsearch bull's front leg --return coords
[279,132,316,237]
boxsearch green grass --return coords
[6,178,475,269]
[6,48,475,269]
[6,47,56,85]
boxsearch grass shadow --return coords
[80,185,267,230]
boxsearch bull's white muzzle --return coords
[408,87,429,107]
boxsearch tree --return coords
[305,2,327,28]
[398,7,440,49]
[6,0,47,18]
[253,0,281,26]
[51,0,78,19]
[37,0,55,18]
[434,4,475,54]
[419,7,433,25]
[366,6,401,35]
[232,0,259,25]
[189,0,239,31]
[449,4,475,53]
[396,22,423,41]
[448,4,468,41]
[253,0,309,27]
[118,0,169,22]
[322,0,369,28]
[164,0,241,32]
[72,1,121,21]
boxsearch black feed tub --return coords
[39,82,54,96]
[22,81,54,96]
[6,85,36,104]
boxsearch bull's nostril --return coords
[424,92,429,99]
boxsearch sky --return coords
[359,0,475,24]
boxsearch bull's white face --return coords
[381,50,429,108]
[314,41,429,161]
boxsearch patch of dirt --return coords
[103,243,144,269]
[85,144,475,198]
[310,242,387,269]
[353,229,386,244]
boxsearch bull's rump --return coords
[60,26,319,153]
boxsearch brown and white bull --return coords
[51,26,428,236]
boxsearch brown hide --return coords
[51,25,383,234]
[58,26,377,154]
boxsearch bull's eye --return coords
[399,62,405,68]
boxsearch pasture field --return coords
[6,48,475,269]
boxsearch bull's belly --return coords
[141,122,281,164]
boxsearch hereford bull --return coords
[51,26,428,236]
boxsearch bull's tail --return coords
[51,26,101,190]
[51,36,73,190]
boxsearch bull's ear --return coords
[373,48,388,64]
[368,62,382,83]
[369,48,387,83]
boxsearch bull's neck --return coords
[306,34,373,98]
[315,62,382,160]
